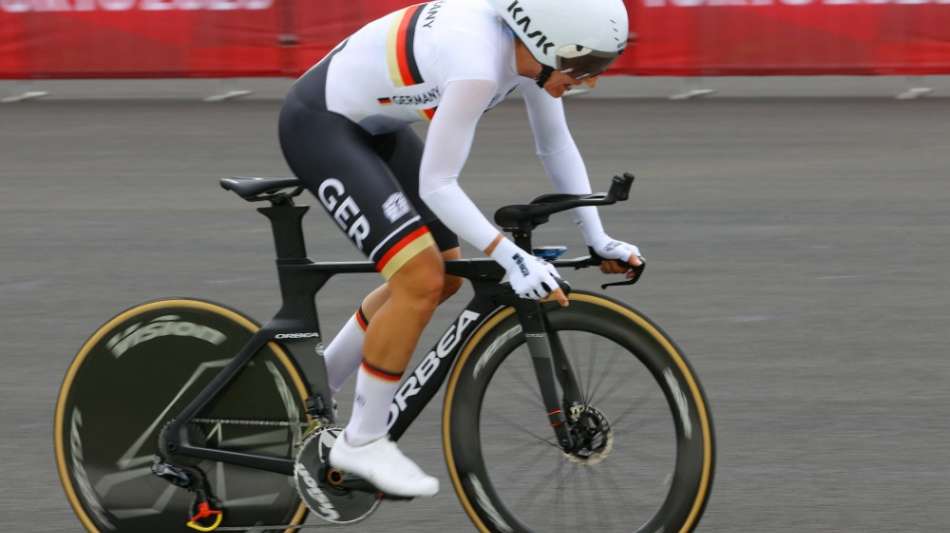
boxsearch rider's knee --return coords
[441,275,463,302]
[389,247,444,310]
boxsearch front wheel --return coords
[443,291,715,533]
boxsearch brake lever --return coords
[556,277,573,295]
[574,250,646,289]
[601,260,645,290]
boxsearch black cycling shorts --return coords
[278,47,458,280]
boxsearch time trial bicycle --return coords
[54,173,715,532]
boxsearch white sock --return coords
[345,361,402,446]
[323,308,368,393]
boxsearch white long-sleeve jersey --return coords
[307,0,609,252]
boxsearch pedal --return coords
[331,472,413,501]
[151,457,192,488]
[380,493,415,502]
[152,457,224,531]
[186,499,224,532]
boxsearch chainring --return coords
[293,426,381,525]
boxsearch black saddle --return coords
[220,177,303,202]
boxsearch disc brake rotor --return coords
[564,405,614,465]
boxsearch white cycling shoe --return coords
[328,434,439,498]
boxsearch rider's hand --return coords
[488,237,569,306]
[591,237,644,279]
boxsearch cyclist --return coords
[278,0,643,498]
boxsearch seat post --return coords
[257,203,324,330]
[257,204,310,261]
[512,226,533,252]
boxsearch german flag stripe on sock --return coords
[361,360,403,382]
[376,226,435,280]
[355,307,369,331]
[387,4,426,87]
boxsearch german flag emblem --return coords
[386,4,426,88]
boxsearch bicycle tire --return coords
[54,298,310,533]
[443,291,715,533]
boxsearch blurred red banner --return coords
[1,0,949,78]
[625,0,950,75]
[0,1,286,78]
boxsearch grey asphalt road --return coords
[1,98,948,532]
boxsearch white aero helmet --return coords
[488,0,629,80]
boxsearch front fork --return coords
[513,298,584,452]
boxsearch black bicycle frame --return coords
[162,201,586,477]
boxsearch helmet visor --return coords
[555,46,621,80]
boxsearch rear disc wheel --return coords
[54,298,310,532]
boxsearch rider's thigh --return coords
[280,101,440,282]
[376,127,459,253]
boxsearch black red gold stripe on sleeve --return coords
[419,107,437,121]
[387,4,426,87]
[376,226,435,280]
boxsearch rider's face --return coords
[543,72,600,98]
[514,39,601,98]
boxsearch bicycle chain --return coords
[190,417,311,428]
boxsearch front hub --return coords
[564,405,613,465]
